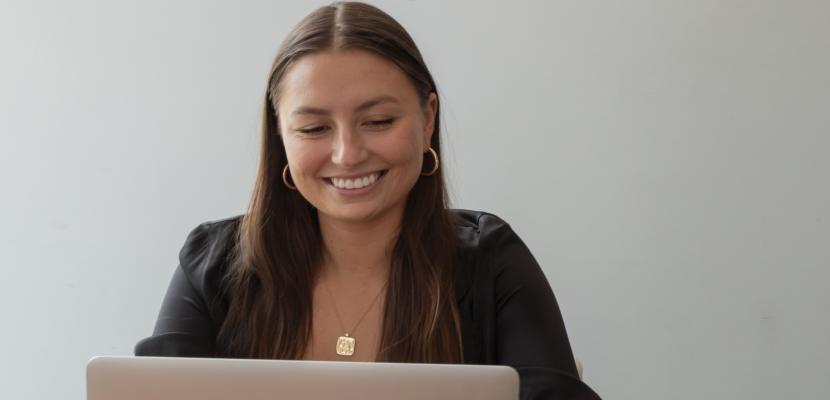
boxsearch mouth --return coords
[326,170,387,190]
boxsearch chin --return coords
[319,201,402,224]
[318,203,376,221]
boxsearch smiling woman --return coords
[134,2,600,399]
[279,50,436,224]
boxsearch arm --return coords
[480,214,600,399]
[134,224,219,357]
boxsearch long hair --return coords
[217,1,463,363]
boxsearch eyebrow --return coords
[290,95,400,116]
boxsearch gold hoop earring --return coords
[421,147,439,176]
[282,164,297,190]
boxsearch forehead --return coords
[278,49,420,114]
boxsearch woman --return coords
[135,2,600,399]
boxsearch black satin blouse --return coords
[135,209,600,399]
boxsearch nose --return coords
[331,126,368,168]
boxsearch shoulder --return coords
[449,209,527,281]
[450,208,518,252]
[176,215,243,293]
[450,208,545,299]
[178,215,242,261]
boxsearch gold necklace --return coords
[322,279,388,357]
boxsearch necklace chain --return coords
[322,278,388,356]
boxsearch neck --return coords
[318,209,402,283]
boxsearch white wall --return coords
[1,0,828,398]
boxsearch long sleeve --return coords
[134,264,216,356]
[476,213,600,400]
[134,218,239,357]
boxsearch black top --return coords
[135,209,600,400]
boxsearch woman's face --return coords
[277,49,437,224]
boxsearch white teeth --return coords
[331,172,380,190]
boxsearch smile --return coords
[327,171,386,190]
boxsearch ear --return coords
[421,92,438,151]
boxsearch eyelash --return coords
[366,118,395,127]
[298,126,326,134]
[297,118,396,134]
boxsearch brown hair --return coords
[217,1,463,363]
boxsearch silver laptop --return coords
[86,356,519,400]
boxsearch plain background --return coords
[1,0,828,398]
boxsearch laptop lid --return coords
[86,356,519,400]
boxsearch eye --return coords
[364,118,396,129]
[297,125,328,135]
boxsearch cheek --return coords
[283,139,328,182]
[374,129,426,198]
[380,123,425,169]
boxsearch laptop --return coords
[86,356,519,400]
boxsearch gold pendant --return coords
[336,334,355,356]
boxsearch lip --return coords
[325,170,385,180]
[326,170,386,196]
